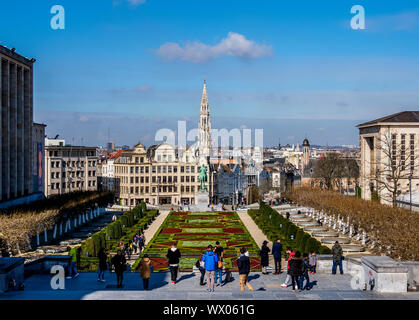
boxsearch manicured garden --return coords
[76,202,159,272]
[248,202,331,255]
[133,211,261,272]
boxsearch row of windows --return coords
[126,185,196,194]
[49,150,95,157]
[51,170,96,179]
[51,160,96,168]
[50,180,96,189]
[115,165,199,174]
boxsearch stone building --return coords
[114,141,202,206]
[32,123,46,194]
[357,111,419,205]
[44,139,98,197]
[0,45,36,202]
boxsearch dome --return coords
[303,138,310,147]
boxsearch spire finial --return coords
[204,78,206,84]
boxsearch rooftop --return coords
[357,111,419,128]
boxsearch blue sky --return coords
[1,0,419,147]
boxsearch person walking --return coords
[202,245,219,292]
[66,246,79,279]
[281,247,295,288]
[214,241,224,286]
[309,251,317,274]
[288,251,304,291]
[285,212,290,220]
[166,243,181,284]
[332,241,344,275]
[272,239,283,274]
[111,250,126,288]
[301,253,311,290]
[139,254,153,290]
[259,240,270,274]
[237,247,254,292]
[97,248,108,282]
[196,256,206,286]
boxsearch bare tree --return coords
[372,132,419,207]
[314,154,359,192]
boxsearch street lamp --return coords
[206,156,211,204]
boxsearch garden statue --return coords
[198,165,207,191]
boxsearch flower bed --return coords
[132,211,261,272]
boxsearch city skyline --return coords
[1,1,419,147]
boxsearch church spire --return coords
[201,78,208,109]
[198,78,212,164]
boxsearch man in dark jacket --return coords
[97,248,108,282]
[166,243,181,284]
[237,247,254,292]
[288,251,304,291]
[111,250,126,288]
[332,241,344,275]
[259,240,270,274]
[272,239,283,274]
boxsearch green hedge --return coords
[248,202,331,255]
[78,206,159,263]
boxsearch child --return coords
[281,247,295,288]
[309,252,317,274]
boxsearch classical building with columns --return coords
[0,45,37,202]
[357,111,419,206]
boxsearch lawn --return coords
[135,211,261,272]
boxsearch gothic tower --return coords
[303,138,310,168]
[198,78,212,165]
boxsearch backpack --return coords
[225,272,232,283]
[195,260,200,269]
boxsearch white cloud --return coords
[155,32,274,63]
[365,10,419,32]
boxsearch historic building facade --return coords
[44,139,98,197]
[0,45,36,202]
[357,111,419,206]
[113,142,201,206]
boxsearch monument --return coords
[190,165,210,211]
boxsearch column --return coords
[1,59,10,200]
[16,65,24,197]
[9,63,17,198]
[23,68,31,195]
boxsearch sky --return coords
[1,0,419,147]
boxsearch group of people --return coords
[66,235,345,292]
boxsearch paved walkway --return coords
[237,211,275,267]
[2,271,419,300]
[144,210,170,246]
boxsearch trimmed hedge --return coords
[248,202,331,255]
[78,205,159,262]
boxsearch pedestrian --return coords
[66,246,79,279]
[166,243,181,284]
[202,245,219,293]
[309,251,317,274]
[139,254,153,290]
[301,253,311,290]
[286,212,290,220]
[259,240,270,274]
[237,247,254,292]
[97,248,108,282]
[281,247,295,288]
[332,241,344,275]
[196,256,206,286]
[112,214,117,222]
[111,250,126,288]
[288,251,304,291]
[272,238,283,274]
[214,241,224,286]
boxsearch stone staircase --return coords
[273,205,367,254]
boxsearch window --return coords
[145,167,149,173]
[174,166,178,173]
[130,167,134,174]
[135,167,139,174]
[181,166,185,173]
[51,162,55,168]
[140,166,144,173]
[191,166,195,173]
[145,177,149,183]
[140,157,144,163]
[135,177,139,183]
[168,166,172,173]
[141,177,144,183]
[181,176,184,182]
[152,166,156,173]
